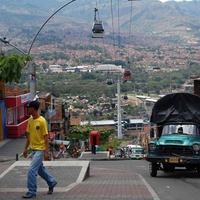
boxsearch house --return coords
[0,82,6,140]
[4,85,30,138]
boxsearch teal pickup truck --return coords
[146,93,200,177]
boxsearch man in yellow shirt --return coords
[22,100,57,199]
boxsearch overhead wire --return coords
[94,0,100,21]
[110,0,117,63]
[94,0,107,61]
[117,0,121,61]
[128,0,134,69]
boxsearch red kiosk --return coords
[90,131,100,154]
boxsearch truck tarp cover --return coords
[150,93,200,124]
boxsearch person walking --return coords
[22,100,57,199]
[59,142,65,158]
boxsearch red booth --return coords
[90,131,100,154]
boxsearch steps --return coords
[79,151,109,160]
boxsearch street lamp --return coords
[153,67,172,94]
[1,0,76,100]
[0,37,27,55]
[27,0,76,100]
[0,37,39,100]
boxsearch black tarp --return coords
[150,93,200,124]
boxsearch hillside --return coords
[0,0,200,45]
[0,0,200,75]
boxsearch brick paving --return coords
[0,138,160,200]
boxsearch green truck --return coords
[146,93,200,177]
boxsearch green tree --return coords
[68,125,115,146]
[0,54,31,83]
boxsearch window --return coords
[7,108,13,124]
[20,106,24,118]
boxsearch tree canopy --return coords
[0,54,32,83]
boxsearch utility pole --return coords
[1,0,77,100]
[117,75,122,139]
[0,37,38,100]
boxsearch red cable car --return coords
[124,69,131,80]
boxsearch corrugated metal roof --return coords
[129,119,144,123]
[81,120,115,126]
[81,119,144,126]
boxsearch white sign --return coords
[21,93,30,103]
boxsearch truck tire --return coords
[149,162,157,177]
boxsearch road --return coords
[1,138,200,200]
[91,159,200,200]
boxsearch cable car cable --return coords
[95,0,100,21]
[128,0,134,68]
[92,0,107,60]
[123,0,134,81]
[110,0,117,62]
[117,0,121,61]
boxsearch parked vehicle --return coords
[126,144,144,160]
[114,149,123,158]
[146,93,200,177]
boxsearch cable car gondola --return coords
[106,79,114,85]
[92,21,104,38]
[110,98,117,109]
[123,95,128,100]
[92,8,105,38]
[124,69,131,80]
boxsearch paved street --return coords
[0,138,159,200]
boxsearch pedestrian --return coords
[73,147,78,158]
[108,147,113,157]
[59,142,65,158]
[22,100,57,199]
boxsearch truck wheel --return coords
[149,162,157,177]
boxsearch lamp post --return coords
[0,37,39,100]
[0,37,27,55]
[0,37,41,100]
[1,0,76,100]
[153,67,172,94]
[27,0,76,100]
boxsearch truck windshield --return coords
[162,124,199,135]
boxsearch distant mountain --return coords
[0,0,200,46]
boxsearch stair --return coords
[79,151,109,160]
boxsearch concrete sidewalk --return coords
[0,138,160,200]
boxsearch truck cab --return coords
[146,93,200,177]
